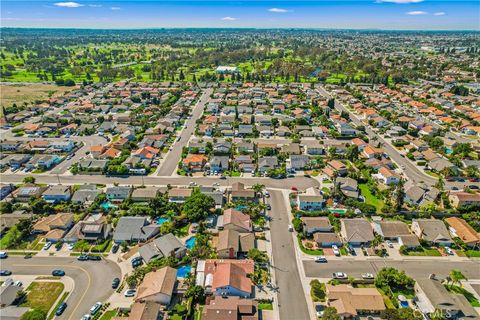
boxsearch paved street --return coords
[303,258,480,280]
[1,256,121,320]
[268,190,311,320]
[0,173,319,191]
[157,88,213,176]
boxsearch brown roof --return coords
[33,213,74,232]
[168,188,192,198]
[135,266,176,302]
[212,263,252,293]
[217,229,239,253]
[445,217,480,245]
[223,209,251,231]
[326,284,385,316]
[377,220,411,237]
[127,301,162,320]
[202,296,258,320]
[314,233,341,244]
[301,217,332,230]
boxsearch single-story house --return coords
[135,266,177,306]
[113,216,159,243]
[340,218,374,246]
[411,219,453,246]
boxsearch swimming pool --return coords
[399,300,409,308]
[100,202,117,210]
[177,265,192,278]
[154,217,169,225]
[185,236,196,249]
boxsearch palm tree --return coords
[252,183,265,195]
[449,269,466,288]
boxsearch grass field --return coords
[359,184,384,213]
[0,83,75,110]
[21,282,64,314]
[99,310,118,320]
[402,247,441,256]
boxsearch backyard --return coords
[359,183,384,213]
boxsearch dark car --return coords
[52,269,65,277]
[55,302,67,316]
[131,256,143,268]
[77,255,89,261]
[112,244,119,254]
[112,278,120,289]
[0,270,12,276]
[88,255,101,261]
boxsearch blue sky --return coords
[1,1,479,30]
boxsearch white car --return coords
[332,272,348,279]
[43,242,52,250]
[361,273,374,279]
[124,289,136,297]
[332,245,340,256]
[68,243,75,250]
[81,315,91,320]
[89,302,102,315]
[13,280,23,287]
[314,256,327,263]
[315,304,325,317]
[264,191,270,198]
[288,225,293,232]
[385,240,393,248]
[445,247,454,255]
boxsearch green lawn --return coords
[465,250,480,257]
[447,285,480,307]
[194,306,203,320]
[47,292,69,320]
[258,303,274,310]
[21,282,64,314]
[298,238,324,255]
[359,184,384,213]
[402,247,441,256]
[99,310,118,320]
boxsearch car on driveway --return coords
[87,255,101,261]
[77,255,89,261]
[124,289,136,297]
[266,204,271,210]
[131,256,143,268]
[90,302,102,315]
[361,273,374,279]
[315,304,325,317]
[67,243,74,250]
[81,315,91,320]
[14,280,22,287]
[43,242,53,250]
[111,244,119,254]
[385,240,393,248]
[52,269,65,277]
[445,247,454,255]
[332,245,340,256]
[0,270,12,276]
[314,256,327,263]
[332,272,347,279]
[55,302,67,316]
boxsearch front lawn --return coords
[99,310,118,320]
[447,285,480,307]
[401,247,441,256]
[298,238,324,255]
[465,250,480,257]
[21,282,64,314]
[359,184,384,213]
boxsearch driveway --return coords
[269,190,311,320]
[1,256,121,320]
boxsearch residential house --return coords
[411,219,453,246]
[445,217,480,248]
[131,187,162,202]
[13,185,47,202]
[373,220,411,240]
[33,213,74,242]
[377,167,401,185]
[287,155,309,171]
[202,296,259,320]
[182,154,208,172]
[230,182,256,202]
[258,156,278,174]
[335,177,359,199]
[64,221,111,243]
[106,186,131,202]
[139,233,187,263]
[314,232,343,248]
[209,156,230,173]
[326,284,386,318]
[135,267,177,306]
[220,209,252,233]
[340,218,375,246]
[42,185,72,203]
[297,194,325,211]
[113,216,159,243]
[201,259,254,297]
[301,217,333,235]
[448,192,480,209]
[168,188,192,203]
[328,160,348,176]
[216,229,255,259]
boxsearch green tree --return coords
[20,308,47,320]
[345,145,359,162]
[247,248,268,263]
[182,190,215,221]
[394,179,405,212]
[252,183,265,194]
[322,307,341,320]
[449,269,466,287]
[375,267,414,290]
[23,176,36,184]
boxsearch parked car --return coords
[77,255,89,261]
[132,256,143,268]
[0,251,8,259]
[55,302,67,316]
[87,255,101,261]
[90,302,102,315]
[361,273,374,279]
[52,269,65,277]
[112,278,120,289]
[385,240,393,248]
[288,225,293,232]
[43,242,53,250]
[81,315,91,320]
[112,244,119,254]
[124,289,136,297]
[314,256,327,263]
[14,280,23,287]
[264,191,270,198]
[332,245,340,256]
[0,270,12,276]
[315,304,325,317]
[266,204,271,210]
[332,272,347,279]
[445,247,454,255]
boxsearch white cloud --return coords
[268,8,288,13]
[54,2,84,8]
[221,16,237,21]
[407,10,428,15]
[377,0,423,3]
[88,4,102,7]
[434,12,446,16]
[110,7,121,10]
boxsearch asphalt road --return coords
[156,88,213,176]
[1,256,121,320]
[268,190,311,320]
[0,174,319,191]
[303,258,480,280]
[316,86,480,190]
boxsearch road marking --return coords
[13,264,91,320]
